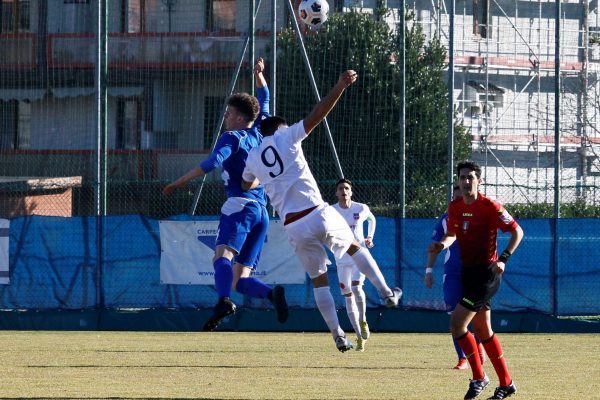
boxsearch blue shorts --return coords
[443,273,463,312]
[216,198,268,268]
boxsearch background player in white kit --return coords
[332,178,376,352]
[241,70,402,352]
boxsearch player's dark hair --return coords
[261,116,288,136]
[227,93,259,122]
[336,178,352,189]
[453,185,460,191]
[456,160,481,179]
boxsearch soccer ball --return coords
[298,0,329,28]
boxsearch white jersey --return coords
[243,121,324,219]
[332,201,375,247]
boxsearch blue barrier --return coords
[2,215,599,315]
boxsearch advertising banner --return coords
[159,219,306,285]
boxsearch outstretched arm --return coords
[163,166,206,196]
[303,70,357,135]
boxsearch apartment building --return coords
[2,0,599,207]
[0,0,284,183]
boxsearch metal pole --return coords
[554,3,561,218]
[271,0,277,115]
[285,0,344,179]
[551,0,561,316]
[447,0,455,202]
[399,0,406,219]
[250,0,256,93]
[95,0,108,308]
[96,2,108,217]
[397,0,406,291]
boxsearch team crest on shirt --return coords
[353,213,360,220]
[499,209,514,224]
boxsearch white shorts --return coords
[337,256,366,295]
[284,204,355,279]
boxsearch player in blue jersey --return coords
[425,185,485,370]
[163,58,288,331]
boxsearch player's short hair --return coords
[456,160,481,179]
[227,93,259,122]
[336,178,353,189]
[261,116,288,136]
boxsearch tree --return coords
[274,8,471,216]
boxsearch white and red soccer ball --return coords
[298,0,329,28]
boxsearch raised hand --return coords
[339,70,358,87]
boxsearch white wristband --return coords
[425,267,433,274]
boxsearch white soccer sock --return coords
[313,286,345,339]
[352,284,367,323]
[351,247,393,298]
[344,295,361,338]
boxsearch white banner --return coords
[0,219,9,284]
[159,219,306,285]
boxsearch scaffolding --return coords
[397,0,600,206]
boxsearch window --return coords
[0,100,30,149]
[116,99,141,150]
[207,0,235,32]
[473,0,490,39]
[0,0,30,33]
[204,96,224,149]
[125,0,144,32]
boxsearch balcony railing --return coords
[47,32,269,69]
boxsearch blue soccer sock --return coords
[236,276,272,299]
[213,257,233,299]
[453,337,466,359]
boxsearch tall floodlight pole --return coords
[447,0,455,202]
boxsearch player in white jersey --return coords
[241,70,402,352]
[332,178,376,352]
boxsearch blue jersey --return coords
[199,86,270,206]
[431,212,462,275]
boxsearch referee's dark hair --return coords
[456,161,482,179]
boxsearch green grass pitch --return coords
[0,331,598,399]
